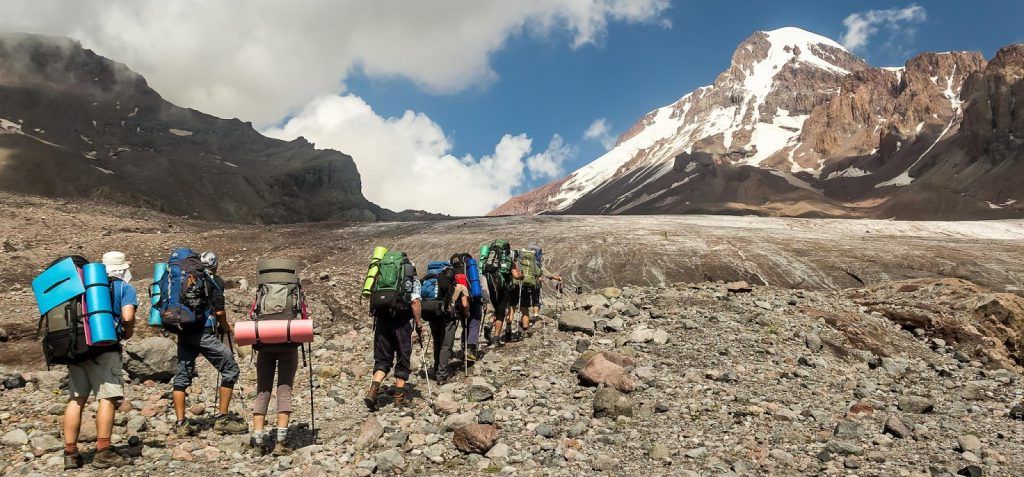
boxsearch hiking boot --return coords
[175,419,199,438]
[510,330,524,342]
[92,448,130,469]
[364,381,381,411]
[392,386,407,406]
[466,345,477,364]
[249,433,273,456]
[214,413,248,435]
[483,325,493,343]
[272,439,294,456]
[64,452,84,470]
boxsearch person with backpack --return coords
[159,248,246,437]
[525,243,562,325]
[51,252,136,469]
[481,240,523,347]
[421,261,457,384]
[364,250,424,410]
[243,258,308,456]
[449,253,483,364]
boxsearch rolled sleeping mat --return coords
[362,246,389,297]
[479,244,490,263]
[234,319,314,346]
[149,262,167,326]
[257,258,300,285]
[82,263,118,346]
[467,257,483,298]
[31,257,87,316]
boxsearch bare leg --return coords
[276,412,290,429]
[95,398,116,441]
[253,413,266,431]
[218,387,232,415]
[372,370,386,383]
[173,390,187,422]
[63,397,87,449]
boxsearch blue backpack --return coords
[156,248,210,333]
[528,244,543,269]
[420,261,451,300]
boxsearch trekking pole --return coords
[306,342,316,441]
[418,332,433,409]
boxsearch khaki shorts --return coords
[67,351,124,400]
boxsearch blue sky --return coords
[346,1,1024,191]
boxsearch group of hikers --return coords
[33,249,306,470]
[31,240,559,470]
[363,240,560,410]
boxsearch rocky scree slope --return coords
[0,32,415,224]
[493,28,1024,220]
[3,281,1024,476]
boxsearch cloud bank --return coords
[841,4,926,52]
[263,95,574,215]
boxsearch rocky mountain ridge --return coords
[492,28,1024,219]
[0,32,431,224]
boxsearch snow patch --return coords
[768,169,822,193]
[743,109,808,167]
[826,167,871,180]
[0,118,22,133]
[169,129,194,137]
[93,166,114,175]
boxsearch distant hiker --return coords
[32,252,137,469]
[157,248,246,437]
[242,259,309,456]
[517,244,562,334]
[364,250,424,410]
[201,251,228,336]
[481,239,523,346]
[421,260,457,384]
[449,253,484,363]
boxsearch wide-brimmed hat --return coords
[101,251,131,272]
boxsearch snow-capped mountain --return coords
[492,27,1024,219]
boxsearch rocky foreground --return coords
[3,277,1024,476]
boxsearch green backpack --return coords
[517,249,539,288]
[369,251,416,313]
[484,239,514,278]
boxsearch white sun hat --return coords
[101,251,131,272]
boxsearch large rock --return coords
[353,417,384,450]
[599,287,623,300]
[593,387,633,418]
[582,295,610,310]
[453,424,498,454]
[30,434,63,452]
[32,370,67,392]
[124,337,177,382]
[2,428,28,446]
[558,311,595,336]
[577,353,635,393]
[375,449,405,472]
[897,395,935,414]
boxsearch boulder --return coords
[30,434,63,452]
[32,370,67,392]
[582,295,610,310]
[599,287,623,300]
[577,354,635,393]
[453,424,498,454]
[883,416,913,439]
[897,395,935,414]
[558,311,595,336]
[124,337,177,382]
[375,449,405,472]
[353,417,384,450]
[593,387,633,418]
[725,281,752,293]
[2,428,29,447]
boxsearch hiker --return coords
[244,258,307,456]
[512,245,562,336]
[421,260,457,384]
[59,252,136,469]
[481,240,523,346]
[449,253,484,364]
[429,270,470,384]
[364,250,424,410]
[526,243,562,323]
[161,248,246,437]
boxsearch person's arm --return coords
[541,266,562,281]
[121,304,136,339]
[511,262,524,280]
[212,276,231,334]
[410,277,424,337]
[459,293,470,319]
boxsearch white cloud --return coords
[263,95,572,215]
[583,118,616,150]
[840,4,926,52]
[3,0,670,126]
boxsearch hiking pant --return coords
[465,298,483,346]
[373,313,413,381]
[173,329,240,390]
[253,345,299,415]
[485,274,511,321]
[429,317,458,380]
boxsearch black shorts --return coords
[486,275,510,320]
[510,284,538,309]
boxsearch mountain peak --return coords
[761,27,846,51]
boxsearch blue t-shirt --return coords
[110,279,139,319]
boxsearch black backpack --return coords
[35,256,111,366]
[421,264,455,321]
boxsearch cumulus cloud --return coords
[840,4,926,52]
[583,118,617,150]
[3,0,669,126]
[263,95,572,215]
